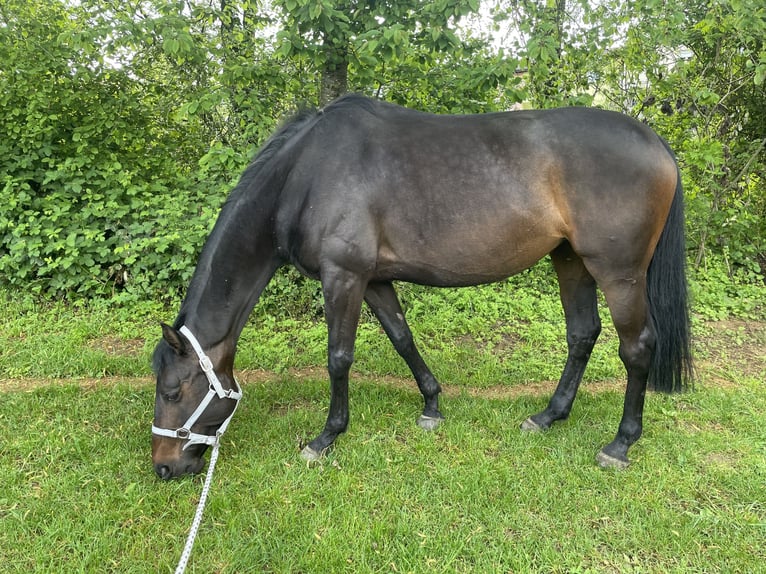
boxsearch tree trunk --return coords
[319,46,349,105]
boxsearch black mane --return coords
[213,95,382,230]
[224,107,320,206]
[227,95,381,204]
[322,93,381,115]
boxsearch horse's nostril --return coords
[155,464,173,480]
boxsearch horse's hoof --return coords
[300,445,323,462]
[596,449,630,470]
[417,415,443,431]
[520,417,543,432]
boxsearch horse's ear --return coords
[160,323,188,355]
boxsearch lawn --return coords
[1,284,765,573]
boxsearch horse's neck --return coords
[178,211,280,349]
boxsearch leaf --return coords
[275,34,294,57]
[163,37,180,56]
[755,64,766,86]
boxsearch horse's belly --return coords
[375,226,562,286]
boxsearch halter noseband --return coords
[151,325,242,450]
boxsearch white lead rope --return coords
[174,438,221,574]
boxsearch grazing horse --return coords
[151,94,692,480]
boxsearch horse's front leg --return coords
[301,266,367,461]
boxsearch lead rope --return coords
[174,437,221,574]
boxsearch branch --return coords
[731,137,766,187]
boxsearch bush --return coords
[0,0,251,300]
[689,254,766,320]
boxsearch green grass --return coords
[1,270,765,573]
[1,376,764,573]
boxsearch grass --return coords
[1,271,765,573]
[1,377,765,573]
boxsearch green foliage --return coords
[0,0,214,298]
[0,0,521,300]
[689,255,766,320]
[0,0,763,306]
[273,0,515,107]
[0,0,287,299]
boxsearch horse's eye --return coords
[163,389,181,402]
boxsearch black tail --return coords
[647,144,694,392]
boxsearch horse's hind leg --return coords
[364,281,444,430]
[593,272,655,469]
[522,242,601,431]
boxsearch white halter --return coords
[151,325,243,450]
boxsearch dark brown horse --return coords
[152,94,692,480]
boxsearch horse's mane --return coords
[322,93,380,115]
[223,107,319,205]
[221,95,381,209]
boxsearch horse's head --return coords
[151,323,241,480]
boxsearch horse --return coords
[151,94,693,480]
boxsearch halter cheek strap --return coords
[151,325,243,450]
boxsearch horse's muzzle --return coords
[154,457,206,480]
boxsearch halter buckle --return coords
[176,428,191,439]
[198,355,214,374]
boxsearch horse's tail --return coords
[646,142,694,392]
